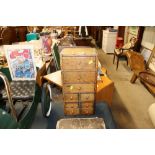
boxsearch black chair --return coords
[113,37,137,70]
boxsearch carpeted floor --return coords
[31,48,155,129]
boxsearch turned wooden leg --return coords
[130,73,138,83]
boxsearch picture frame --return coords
[141,46,152,63]
[4,45,37,80]
[148,46,155,72]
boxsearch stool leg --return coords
[130,73,138,83]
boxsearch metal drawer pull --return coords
[78,87,81,90]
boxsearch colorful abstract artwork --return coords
[4,45,37,80]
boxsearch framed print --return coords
[4,45,37,80]
[148,46,155,72]
[141,47,152,63]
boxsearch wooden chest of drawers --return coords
[61,48,98,115]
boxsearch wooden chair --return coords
[129,52,146,83]
[129,50,155,96]
[113,37,137,70]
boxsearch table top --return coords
[43,70,62,88]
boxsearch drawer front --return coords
[63,94,78,102]
[64,102,94,108]
[64,102,78,108]
[62,71,96,83]
[62,57,96,71]
[81,102,94,108]
[63,84,95,93]
[81,107,94,115]
[63,93,95,102]
[64,102,94,115]
[64,108,80,115]
[81,94,94,102]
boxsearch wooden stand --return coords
[96,75,114,106]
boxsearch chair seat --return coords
[114,48,126,56]
[114,48,121,55]
[1,81,35,100]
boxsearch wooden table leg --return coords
[130,73,138,83]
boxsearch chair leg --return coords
[116,57,119,70]
[126,57,128,66]
[130,73,138,83]
[113,53,115,64]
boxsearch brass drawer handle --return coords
[70,96,73,100]
[78,87,81,90]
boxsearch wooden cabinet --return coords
[61,48,98,115]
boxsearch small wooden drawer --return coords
[81,102,94,108]
[81,94,94,102]
[63,84,95,93]
[63,93,94,102]
[64,102,78,108]
[64,108,80,115]
[62,71,96,83]
[81,107,94,115]
[62,57,96,71]
[63,94,78,102]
